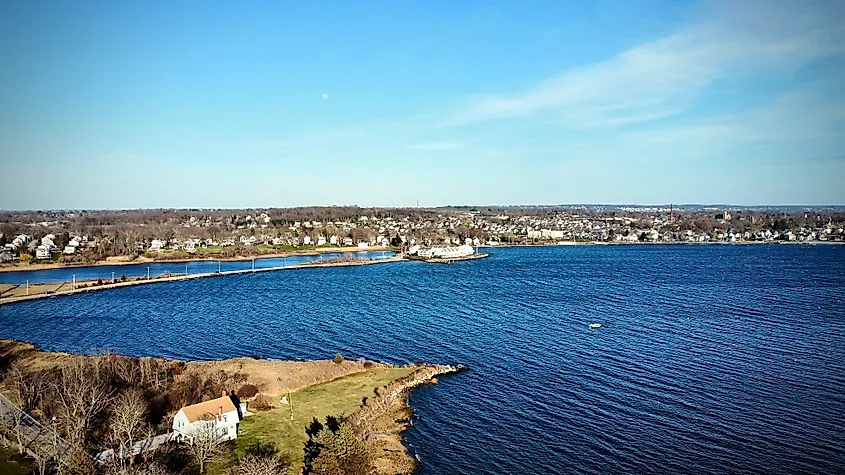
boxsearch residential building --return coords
[173,395,240,442]
[35,245,52,259]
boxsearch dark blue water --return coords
[0,251,393,284]
[2,245,845,473]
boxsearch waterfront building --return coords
[416,244,474,259]
[173,395,240,442]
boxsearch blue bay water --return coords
[1,245,844,473]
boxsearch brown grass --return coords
[185,357,388,397]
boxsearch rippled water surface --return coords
[2,245,844,473]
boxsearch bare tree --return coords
[181,420,227,474]
[51,359,114,446]
[109,389,149,461]
[3,364,46,454]
[30,448,54,475]
[110,355,141,387]
[229,454,289,475]
[106,462,172,475]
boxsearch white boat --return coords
[588,323,602,329]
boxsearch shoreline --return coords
[0,255,405,306]
[0,339,463,474]
[4,240,839,274]
[350,364,464,474]
[479,240,845,248]
[0,246,394,273]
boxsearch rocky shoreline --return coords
[351,364,465,474]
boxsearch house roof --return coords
[180,396,237,423]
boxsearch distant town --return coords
[1,205,844,265]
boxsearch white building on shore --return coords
[173,395,240,442]
[416,244,475,259]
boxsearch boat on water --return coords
[589,323,602,329]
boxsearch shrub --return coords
[237,384,259,399]
[251,393,273,411]
[363,361,374,369]
[333,353,344,365]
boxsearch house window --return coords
[222,415,227,422]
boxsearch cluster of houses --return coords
[472,211,845,244]
[1,233,88,261]
[2,210,843,264]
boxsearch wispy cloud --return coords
[406,142,463,151]
[444,0,845,129]
[625,81,845,151]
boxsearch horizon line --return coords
[3,203,845,213]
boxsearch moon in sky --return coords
[321,93,329,100]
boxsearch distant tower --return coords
[669,203,674,224]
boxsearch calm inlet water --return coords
[2,245,844,473]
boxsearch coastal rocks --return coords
[351,364,461,474]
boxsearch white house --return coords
[173,395,240,442]
[35,245,52,260]
[150,239,165,251]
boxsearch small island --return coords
[0,340,462,475]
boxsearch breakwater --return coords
[0,255,404,306]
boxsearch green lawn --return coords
[0,447,32,475]
[206,367,414,473]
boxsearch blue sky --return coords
[1,0,844,209]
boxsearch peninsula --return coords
[0,339,462,474]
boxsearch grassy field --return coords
[207,366,415,473]
[0,447,32,475]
